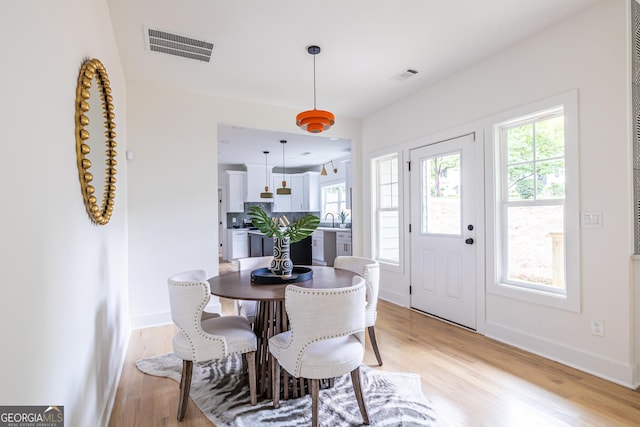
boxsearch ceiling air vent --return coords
[146,28,214,63]
[392,68,418,82]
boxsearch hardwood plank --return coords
[109,263,640,426]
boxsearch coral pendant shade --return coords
[297,45,334,133]
[296,109,335,134]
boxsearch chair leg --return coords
[177,360,193,421]
[351,367,370,425]
[272,357,281,409]
[246,351,257,405]
[311,378,320,427]
[368,326,383,366]
[242,353,248,373]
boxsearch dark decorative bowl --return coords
[251,267,313,284]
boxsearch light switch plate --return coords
[581,210,603,228]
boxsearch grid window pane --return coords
[500,107,567,292]
[507,124,534,163]
[507,164,535,201]
[374,155,400,264]
[535,116,564,160]
[536,159,565,199]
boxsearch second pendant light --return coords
[277,140,291,195]
[260,150,273,199]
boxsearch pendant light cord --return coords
[313,54,317,110]
[282,142,286,180]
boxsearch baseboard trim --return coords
[131,311,173,329]
[484,321,637,389]
[379,289,409,308]
[131,300,223,329]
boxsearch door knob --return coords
[465,238,474,245]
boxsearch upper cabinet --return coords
[272,171,320,212]
[305,172,320,211]
[225,170,246,213]
[224,166,319,212]
[245,163,272,202]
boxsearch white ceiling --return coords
[107,0,600,167]
[217,124,351,170]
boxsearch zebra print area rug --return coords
[136,352,436,426]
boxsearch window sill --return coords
[488,281,580,312]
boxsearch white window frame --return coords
[320,182,349,222]
[371,153,401,267]
[486,90,580,312]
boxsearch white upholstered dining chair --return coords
[236,256,273,323]
[334,256,383,366]
[269,276,370,427]
[167,269,257,421]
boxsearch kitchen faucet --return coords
[325,212,335,228]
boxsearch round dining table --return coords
[208,265,358,399]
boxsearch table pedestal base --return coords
[254,300,320,399]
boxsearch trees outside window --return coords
[498,107,566,292]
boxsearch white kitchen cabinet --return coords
[303,172,320,211]
[336,231,352,257]
[311,230,325,265]
[289,175,305,211]
[225,170,246,213]
[226,229,249,260]
[245,163,272,202]
[272,175,290,212]
[271,171,320,212]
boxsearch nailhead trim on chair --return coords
[283,285,365,376]
[171,280,253,362]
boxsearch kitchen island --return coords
[248,230,312,265]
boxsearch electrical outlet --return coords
[590,319,605,336]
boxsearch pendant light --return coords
[277,140,291,195]
[260,151,273,199]
[296,45,335,133]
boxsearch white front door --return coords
[410,133,479,329]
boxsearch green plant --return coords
[338,211,349,224]
[247,206,320,243]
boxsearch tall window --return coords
[373,154,399,264]
[497,106,567,294]
[321,183,349,221]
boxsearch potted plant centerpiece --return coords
[247,206,320,277]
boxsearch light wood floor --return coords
[109,263,640,426]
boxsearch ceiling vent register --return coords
[146,28,214,62]
[392,68,418,82]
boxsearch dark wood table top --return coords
[208,265,357,301]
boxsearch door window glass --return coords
[421,152,461,235]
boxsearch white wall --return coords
[362,0,637,386]
[0,0,129,425]
[127,81,361,327]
